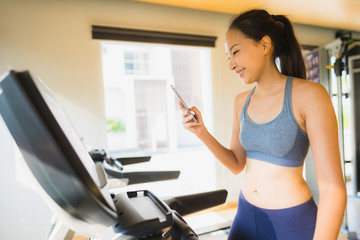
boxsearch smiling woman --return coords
[180,9,347,240]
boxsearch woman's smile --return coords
[236,67,246,78]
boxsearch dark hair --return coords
[228,9,306,79]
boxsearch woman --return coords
[180,9,347,240]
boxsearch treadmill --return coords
[0,70,228,240]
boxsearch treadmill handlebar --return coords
[169,211,199,240]
[109,189,227,239]
[88,148,152,171]
[163,189,228,216]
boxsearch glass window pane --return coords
[101,42,216,197]
[101,42,213,154]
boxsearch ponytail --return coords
[272,15,306,79]
[229,10,306,79]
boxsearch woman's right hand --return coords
[178,101,206,137]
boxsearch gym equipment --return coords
[0,70,228,239]
[88,148,180,186]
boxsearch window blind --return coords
[92,25,217,47]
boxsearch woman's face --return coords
[225,29,266,84]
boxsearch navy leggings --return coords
[228,192,317,240]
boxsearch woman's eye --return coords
[233,50,239,56]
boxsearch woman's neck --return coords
[255,67,287,96]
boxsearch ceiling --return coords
[135,0,360,32]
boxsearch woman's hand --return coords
[178,101,206,137]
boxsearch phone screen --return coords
[170,85,189,110]
[170,85,196,122]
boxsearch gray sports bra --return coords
[239,77,309,167]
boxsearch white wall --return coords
[1,0,359,238]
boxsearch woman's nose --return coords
[229,59,236,71]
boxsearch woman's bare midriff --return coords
[241,158,313,209]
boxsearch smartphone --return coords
[170,85,197,122]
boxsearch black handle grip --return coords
[163,189,228,216]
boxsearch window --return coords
[102,42,213,153]
[101,41,215,196]
[124,51,149,75]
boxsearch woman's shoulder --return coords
[292,77,332,111]
[292,78,329,99]
[234,88,253,108]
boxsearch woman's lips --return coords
[236,68,245,78]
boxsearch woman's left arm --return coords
[304,83,347,240]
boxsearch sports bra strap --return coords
[284,77,294,110]
[243,86,256,113]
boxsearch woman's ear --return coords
[260,35,272,55]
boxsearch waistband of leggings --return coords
[239,191,317,216]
